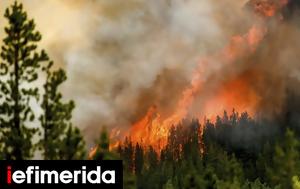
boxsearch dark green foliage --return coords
[58,126,86,160]
[121,138,135,172]
[99,127,110,151]
[0,1,48,159]
[135,143,144,175]
[39,66,86,159]
[147,146,158,170]
[118,111,299,189]
[0,1,86,160]
[264,129,300,188]
[92,127,119,160]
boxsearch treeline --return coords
[0,2,85,159]
[96,110,300,189]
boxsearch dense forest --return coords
[93,110,300,189]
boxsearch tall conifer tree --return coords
[0,2,48,159]
[40,67,86,160]
[0,1,86,160]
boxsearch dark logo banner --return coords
[0,160,123,189]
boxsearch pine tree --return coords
[99,127,110,151]
[92,127,119,160]
[266,129,300,188]
[59,126,86,160]
[123,138,135,172]
[0,2,48,159]
[134,143,144,175]
[40,67,85,159]
[147,146,158,170]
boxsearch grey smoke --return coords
[1,0,300,148]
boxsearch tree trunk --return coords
[44,81,49,160]
[13,39,22,160]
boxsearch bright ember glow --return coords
[126,25,265,149]
[107,0,289,151]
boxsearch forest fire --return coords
[200,71,262,121]
[106,0,290,151]
[126,26,265,150]
[2,0,300,188]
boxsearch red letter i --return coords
[7,166,11,184]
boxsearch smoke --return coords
[203,0,300,152]
[1,0,300,146]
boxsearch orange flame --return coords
[107,0,289,151]
[201,71,262,121]
[126,25,266,150]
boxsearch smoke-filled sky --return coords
[1,0,300,146]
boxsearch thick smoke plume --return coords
[1,0,300,147]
